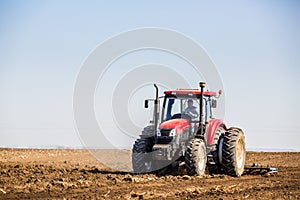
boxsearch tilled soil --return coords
[0,149,299,199]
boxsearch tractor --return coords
[132,82,246,176]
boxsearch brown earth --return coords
[0,149,299,199]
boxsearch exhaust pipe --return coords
[153,84,159,131]
[196,82,206,137]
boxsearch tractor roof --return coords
[164,89,217,97]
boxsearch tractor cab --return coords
[144,86,221,139]
[162,89,218,123]
[157,89,219,138]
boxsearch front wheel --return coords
[185,138,207,176]
[132,138,154,174]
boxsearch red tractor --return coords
[132,82,246,176]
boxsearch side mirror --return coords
[216,89,223,98]
[211,99,217,108]
[144,100,149,108]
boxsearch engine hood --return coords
[159,119,190,134]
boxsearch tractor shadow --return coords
[78,166,186,176]
[80,165,275,178]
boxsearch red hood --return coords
[159,119,190,134]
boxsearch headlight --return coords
[157,129,161,136]
[169,129,176,136]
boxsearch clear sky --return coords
[0,0,300,151]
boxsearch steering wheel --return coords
[171,113,192,121]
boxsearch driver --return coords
[184,99,199,119]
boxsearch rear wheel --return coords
[185,138,207,176]
[221,128,246,176]
[207,126,225,174]
[132,138,154,174]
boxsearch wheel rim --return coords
[197,158,205,171]
[218,137,224,164]
[197,146,205,172]
[236,138,245,170]
[144,160,152,171]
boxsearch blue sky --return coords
[0,1,300,150]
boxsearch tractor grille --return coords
[156,136,173,144]
[160,129,172,136]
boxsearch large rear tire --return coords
[221,128,246,177]
[132,138,154,174]
[185,138,207,176]
[207,126,225,174]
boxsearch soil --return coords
[0,149,299,199]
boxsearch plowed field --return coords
[0,149,299,199]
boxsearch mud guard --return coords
[205,119,226,145]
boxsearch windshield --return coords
[163,96,200,121]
